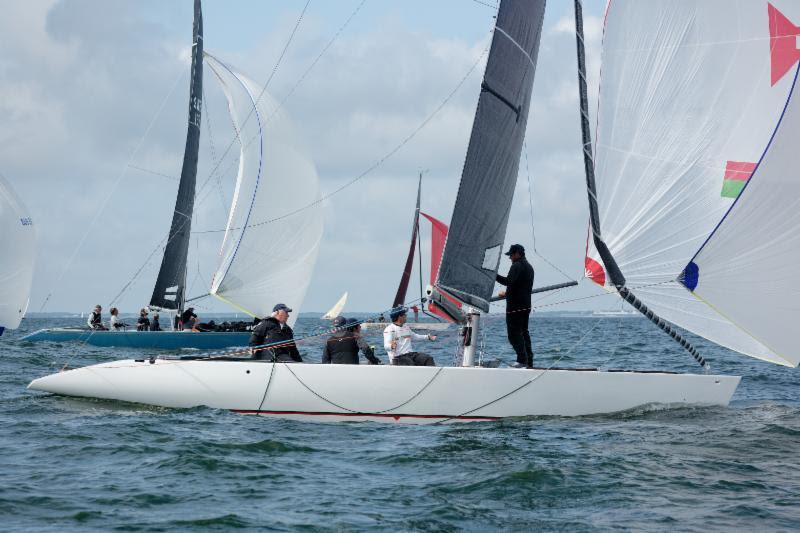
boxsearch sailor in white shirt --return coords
[383,307,437,366]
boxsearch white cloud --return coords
[2,0,613,315]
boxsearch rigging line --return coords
[192,34,493,235]
[469,0,498,9]
[522,139,577,283]
[127,165,178,181]
[37,68,187,312]
[435,316,610,424]
[282,363,445,414]
[108,234,169,307]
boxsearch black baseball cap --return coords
[273,303,292,312]
[504,244,525,256]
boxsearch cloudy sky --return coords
[1,0,613,315]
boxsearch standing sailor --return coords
[87,305,107,330]
[383,307,436,366]
[249,303,302,362]
[496,244,535,368]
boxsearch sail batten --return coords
[150,0,203,312]
[435,0,546,312]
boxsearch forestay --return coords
[436,0,546,311]
[0,175,35,332]
[586,1,800,366]
[206,54,322,326]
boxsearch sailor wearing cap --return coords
[249,303,302,362]
[322,316,382,364]
[496,243,535,368]
[383,307,436,366]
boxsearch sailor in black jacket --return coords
[496,244,535,368]
[249,303,302,362]
[322,316,381,364]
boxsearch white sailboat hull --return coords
[28,360,740,424]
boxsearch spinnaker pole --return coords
[573,0,707,369]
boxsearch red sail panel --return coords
[769,3,800,86]
[421,212,458,321]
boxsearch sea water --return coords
[1,315,798,531]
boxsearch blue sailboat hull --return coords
[21,328,251,350]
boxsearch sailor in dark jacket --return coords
[249,303,302,362]
[322,316,381,365]
[496,243,535,368]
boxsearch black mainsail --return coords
[434,0,546,312]
[150,0,203,312]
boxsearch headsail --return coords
[392,174,422,309]
[206,54,322,326]
[586,1,800,366]
[435,0,546,311]
[0,175,35,333]
[323,292,348,320]
[150,0,203,312]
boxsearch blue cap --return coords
[332,316,347,328]
[273,303,293,313]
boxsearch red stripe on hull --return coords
[231,409,499,421]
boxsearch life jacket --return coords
[90,312,102,326]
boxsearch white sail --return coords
[587,1,800,366]
[0,175,35,332]
[322,292,347,320]
[205,54,323,326]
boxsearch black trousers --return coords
[506,310,533,367]
[392,352,435,366]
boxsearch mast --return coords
[392,173,422,309]
[572,0,707,369]
[150,0,203,313]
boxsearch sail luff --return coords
[150,0,203,312]
[392,174,422,308]
[0,175,36,332]
[434,0,546,312]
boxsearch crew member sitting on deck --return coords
[87,305,108,330]
[249,303,302,362]
[383,307,436,366]
[322,316,381,365]
[109,307,128,330]
[180,307,198,331]
[136,308,151,331]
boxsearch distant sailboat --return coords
[0,175,35,336]
[322,292,348,320]
[33,0,799,422]
[24,0,322,349]
[362,174,452,331]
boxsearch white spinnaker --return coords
[206,54,322,326]
[322,292,347,320]
[0,175,35,331]
[586,1,800,365]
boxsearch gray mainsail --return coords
[434,0,545,312]
[150,0,203,311]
